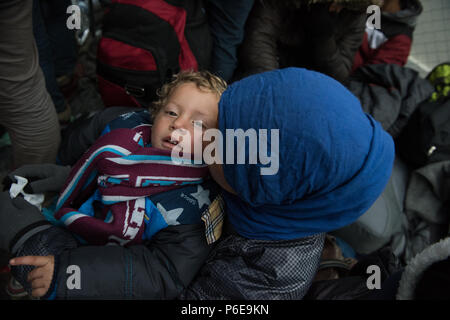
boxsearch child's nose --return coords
[170,117,188,131]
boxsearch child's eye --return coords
[165,110,177,116]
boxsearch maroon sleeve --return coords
[363,34,412,67]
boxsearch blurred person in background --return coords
[0,0,60,169]
[236,0,381,83]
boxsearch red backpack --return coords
[97,0,212,108]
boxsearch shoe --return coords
[57,63,84,101]
[58,103,72,125]
[6,277,29,299]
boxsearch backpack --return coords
[427,62,450,103]
[97,0,212,108]
[396,63,450,168]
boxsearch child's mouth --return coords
[162,137,179,149]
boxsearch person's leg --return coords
[206,0,255,82]
[40,0,77,79]
[0,0,61,169]
[32,0,67,114]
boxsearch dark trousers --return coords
[207,0,255,82]
[32,0,77,113]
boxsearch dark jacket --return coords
[237,0,366,82]
[54,224,211,299]
[305,246,403,300]
[346,63,434,138]
[180,219,325,300]
[12,223,211,299]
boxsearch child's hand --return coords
[9,255,55,298]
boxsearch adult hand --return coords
[3,163,71,193]
[9,255,55,298]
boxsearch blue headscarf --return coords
[218,68,395,240]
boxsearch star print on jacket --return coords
[190,185,211,209]
[157,203,184,225]
[141,179,221,240]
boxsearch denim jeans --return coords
[207,0,255,82]
[32,0,77,113]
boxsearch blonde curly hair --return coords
[150,70,227,119]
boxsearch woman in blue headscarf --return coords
[0,67,394,300]
[181,67,395,299]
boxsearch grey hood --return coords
[382,0,423,28]
[397,237,450,300]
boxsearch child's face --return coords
[151,82,220,155]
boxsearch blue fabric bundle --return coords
[218,67,395,240]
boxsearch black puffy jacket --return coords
[53,224,211,299]
[237,0,366,83]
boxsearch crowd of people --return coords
[0,0,449,301]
